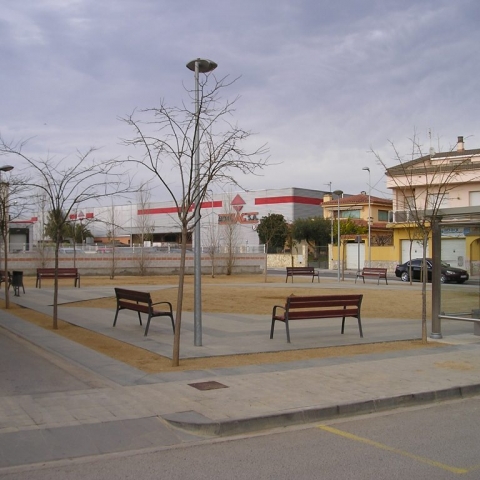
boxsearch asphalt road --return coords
[0,327,111,396]
[2,397,479,479]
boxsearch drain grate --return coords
[188,381,229,391]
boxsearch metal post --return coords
[0,166,13,301]
[193,60,202,347]
[325,182,334,265]
[431,217,443,338]
[333,190,343,282]
[362,167,371,267]
[186,58,217,347]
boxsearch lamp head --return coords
[362,167,370,172]
[0,165,14,173]
[186,58,218,73]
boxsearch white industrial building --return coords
[11,187,328,251]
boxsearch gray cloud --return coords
[1,0,479,199]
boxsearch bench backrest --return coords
[115,287,152,305]
[37,268,78,275]
[362,268,387,274]
[285,295,363,319]
[286,267,314,273]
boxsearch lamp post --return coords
[324,182,333,251]
[186,58,217,347]
[0,165,14,304]
[0,165,14,252]
[362,167,371,267]
[128,201,134,251]
[333,190,343,282]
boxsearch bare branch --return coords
[119,73,270,366]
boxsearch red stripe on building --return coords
[69,212,95,220]
[139,200,222,216]
[139,206,180,215]
[201,200,223,209]
[255,196,323,206]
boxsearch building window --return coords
[427,193,449,209]
[469,191,480,206]
[340,210,360,219]
[378,210,389,221]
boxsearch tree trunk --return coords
[172,226,188,366]
[3,245,9,309]
[263,241,268,283]
[53,237,60,330]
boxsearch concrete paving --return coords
[1,278,480,471]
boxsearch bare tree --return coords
[372,133,477,342]
[0,173,29,308]
[33,190,52,268]
[220,206,241,276]
[203,199,221,278]
[121,75,269,366]
[135,183,155,275]
[105,202,119,280]
[0,138,130,328]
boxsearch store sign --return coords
[441,227,465,238]
[218,194,259,225]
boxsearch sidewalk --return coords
[1,281,480,470]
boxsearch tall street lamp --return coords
[0,165,14,302]
[186,58,217,347]
[0,165,14,247]
[333,190,343,282]
[324,182,334,255]
[362,167,371,267]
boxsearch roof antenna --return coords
[428,128,435,157]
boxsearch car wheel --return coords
[400,271,409,282]
[440,274,447,283]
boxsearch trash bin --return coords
[11,271,24,297]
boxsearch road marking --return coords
[317,425,468,475]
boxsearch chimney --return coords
[457,136,464,152]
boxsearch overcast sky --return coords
[1,0,479,202]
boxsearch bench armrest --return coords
[272,304,285,317]
[152,301,173,311]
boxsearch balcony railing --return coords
[389,210,422,223]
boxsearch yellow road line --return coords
[317,425,468,475]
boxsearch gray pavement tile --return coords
[2,281,480,453]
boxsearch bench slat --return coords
[276,309,359,320]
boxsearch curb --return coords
[162,383,480,436]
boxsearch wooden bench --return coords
[270,294,363,343]
[285,266,320,283]
[36,268,80,288]
[355,267,388,285]
[113,288,175,336]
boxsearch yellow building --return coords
[386,135,480,273]
[322,192,393,271]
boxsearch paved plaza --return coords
[1,278,480,471]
